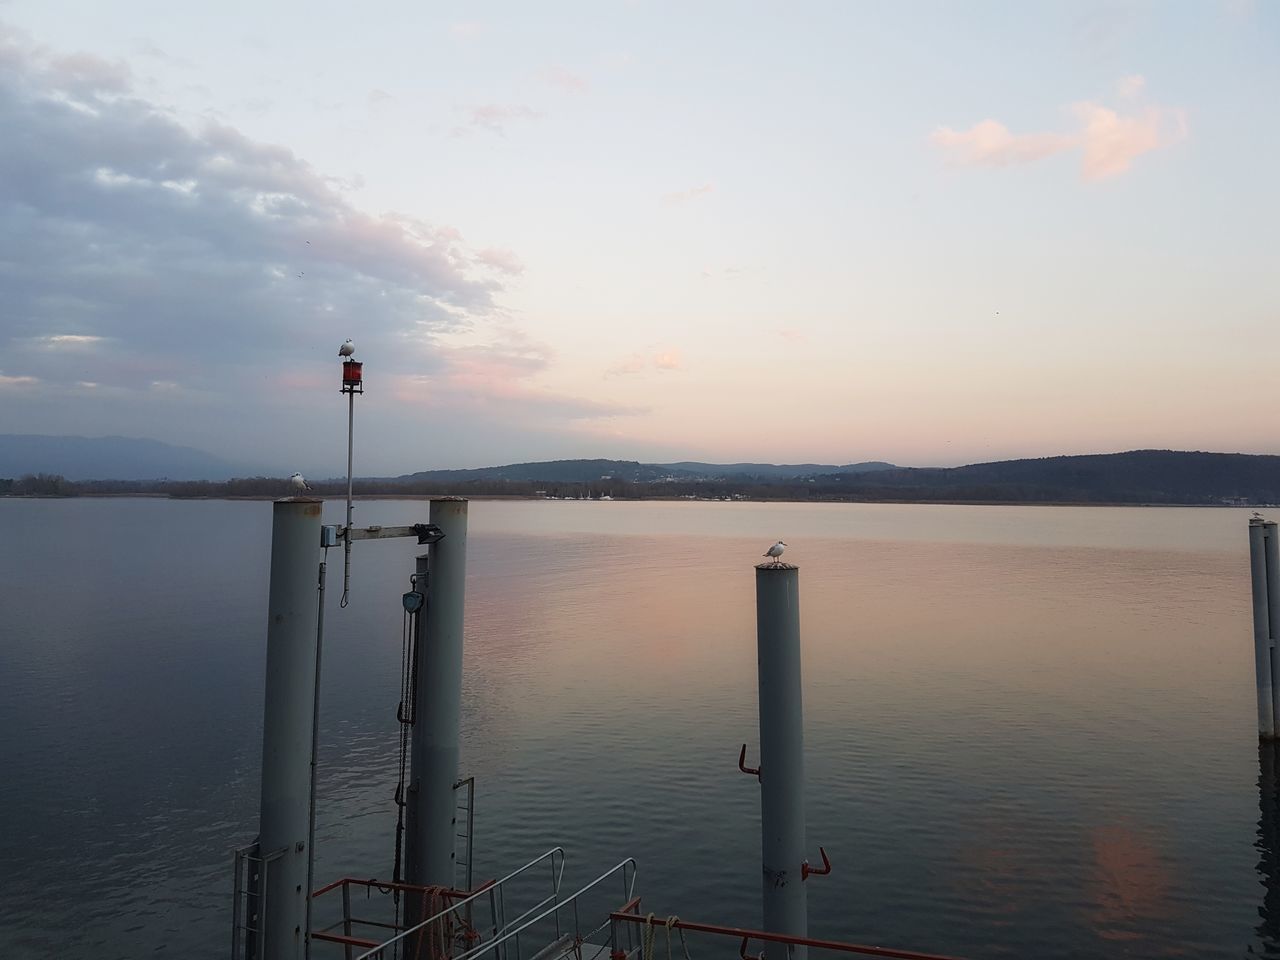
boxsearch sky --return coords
[0,1,1276,476]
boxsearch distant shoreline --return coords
[3,493,1272,509]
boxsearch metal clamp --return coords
[413,523,445,545]
[738,744,760,781]
[801,846,831,880]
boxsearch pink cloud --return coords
[662,183,715,204]
[654,350,681,370]
[1117,74,1146,99]
[475,247,524,275]
[541,65,589,93]
[606,349,683,376]
[931,81,1186,181]
[930,120,1077,167]
[459,103,542,136]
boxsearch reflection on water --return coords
[0,498,1271,958]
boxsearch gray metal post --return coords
[406,498,469,894]
[1252,519,1279,739]
[755,563,807,960]
[257,498,323,960]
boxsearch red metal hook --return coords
[738,744,760,780]
[802,846,831,880]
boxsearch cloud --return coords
[475,247,524,275]
[459,103,542,136]
[606,350,684,377]
[540,65,588,93]
[662,183,715,204]
[1072,101,1184,180]
[1117,74,1145,99]
[0,374,39,387]
[400,332,642,421]
[654,350,681,370]
[34,334,107,346]
[931,81,1186,180]
[777,328,806,343]
[367,88,394,106]
[450,21,485,39]
[931,120,1078,167]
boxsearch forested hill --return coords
[813,450,1280,504]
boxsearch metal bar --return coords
[342,385,354,606]
[755,562,807,958]
[607,912,967,960]
[341,880,354,960]
[259,499,324,960]
[1251,520,1275,738]
[312,932,383,949]
[344,525,431,542]
[233,846,247,960]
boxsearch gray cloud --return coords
[0,26,633,473]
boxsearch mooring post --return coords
[1251,519,1279,739]
[256,498,323,960]
[755,561,807,960]
[405,498,469,914]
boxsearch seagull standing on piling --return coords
[339,339,355,358]
[763,540,786,564]
[290,473,312,493]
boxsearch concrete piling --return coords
[755,562,807,960]
[256,498,323,960]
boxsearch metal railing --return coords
[607,899,967,960]
[232,840,287,960]
[450,858,638,960]
[353,847,567,960]
[455,777,476,896]
[310,877,477,957]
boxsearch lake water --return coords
[0,498,1275,959]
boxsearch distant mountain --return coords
[0,434,249,481]
[660,460,898,479]
[396,458,900,484]
[816,450,1280,504]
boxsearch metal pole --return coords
[257,498,323,960]
[755,562,807,960]
[405,499,469,901]
[341,388,354,607]
[1251,519,1276,739]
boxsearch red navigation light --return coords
[341,360,363,394]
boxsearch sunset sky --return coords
[1,2,1276,475]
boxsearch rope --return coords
[641,915,688,960]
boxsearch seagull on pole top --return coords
[763,540,786,564]
[290,473,312,493]
[339,339,355,358]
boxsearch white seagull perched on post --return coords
[290,473,312,494]
[339,339,355,358]
[763,540,786,564]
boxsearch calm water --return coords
[0,498,1274,958]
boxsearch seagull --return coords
[290,473,312,494]
[763,540,786,564]
[339,339,355,358]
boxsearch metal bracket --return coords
[801,846,831,880]
[341,523,445,544]
[738,744,761,781]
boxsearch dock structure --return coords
[1251,518,1280,739]
[755,561,810,960]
